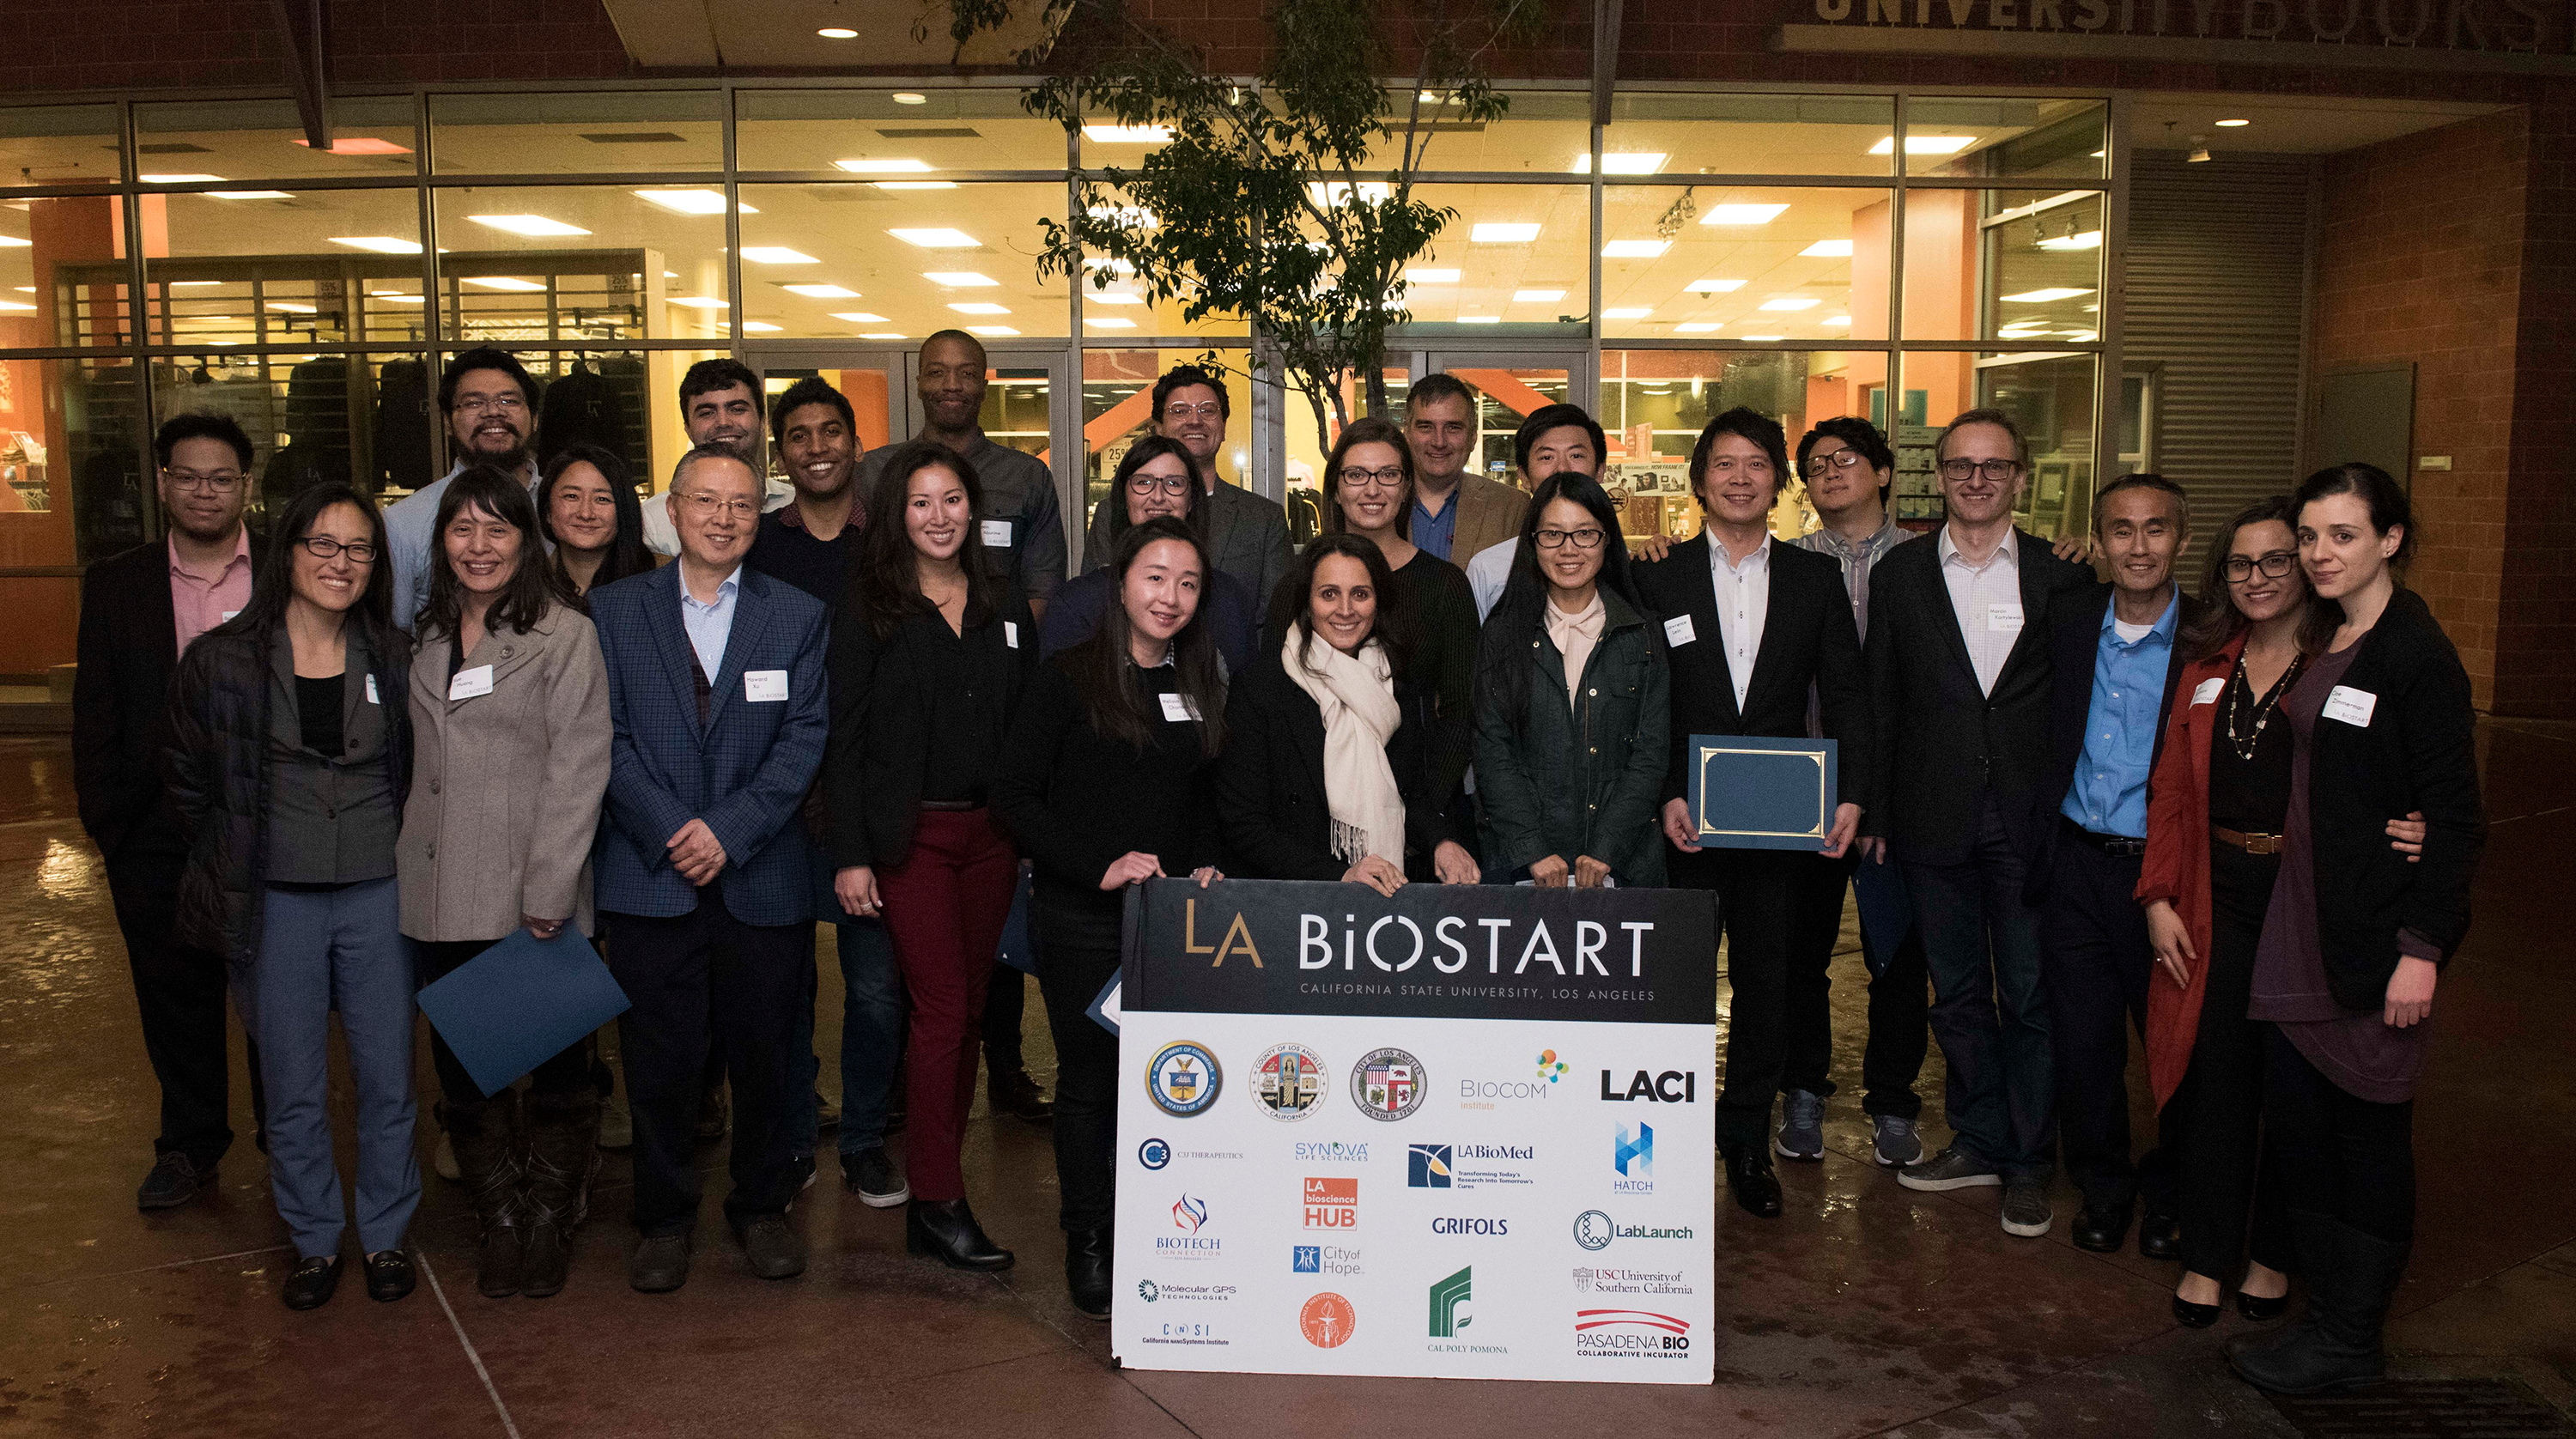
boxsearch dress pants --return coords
[980,866,1034,1078]
[2170,841,2292,1280]
[1674,845,1799,1156]
[415,938,596,1104]
[2263,1026,2415,1245]
[2039,827,2176,1215]
[1779,849,1932,1120]
[1031,914,1120,1233]
[107,842,262,1170]
[605,891,806,1235]
[1900,795,2054,1180]
[876,807,1020,1202]
[243,879,419,1259]
[790,850,905,1157]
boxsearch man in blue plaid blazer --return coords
[592,444,829,1294]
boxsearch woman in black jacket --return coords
[826,439,1036,1272]
[165,483,419,1312]
[993,516,1228,1320]
[1216,533,1479,893]
[2228,464,2487,1397]
[1040,437,1258,673]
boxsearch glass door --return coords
[1411,347,1597,489]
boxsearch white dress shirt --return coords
[677,566,742,682]
[1466,537,1518,621]
[1936,525,2023,697]
[1707,531,1771,711]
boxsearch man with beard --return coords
[641,359,796,557]
[1081,364,1291,612]
[387,348,543,630]
[854,331,1064,622]
[74,413,268,1209]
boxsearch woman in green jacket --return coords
[1471,472,1670,887]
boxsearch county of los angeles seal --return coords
[1253,1042,1327,1122]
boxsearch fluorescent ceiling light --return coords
[264,300,318,313]
[0,299,39,312]
[738,246,818,264]
[1702,203,1788,226]
[1083,124,1172,143]
[1089,290,1144,305]
[1309,181,1390,207]
[2001,287,2096,303]
[1995,323,2047,338]
[1575,151,1668,174]
[891,93,927,105]
[781,283,860,299]
[1601,240,1670,258]
[923,271,998,287]
[1471,222,1540,243]
[1085,316,1138,328]
[890,228,978,248]
[874,181,955,190]
[1457,316,1501,324]
[1082,256,1135,274]
[1823,314,1850,326]
[2036,229,2104,251]
[1741,335,1784,342]
[742,321,782,332]
[828,311,890,323]
[0,236,30,247]
[1604,307,1652,319]
[667,296,728,309]
[1686,277,1746,293]
[966,325,1019,336]
[1868,136,1977,155]
[835,158,932,173]
[948,301,1011,314]
[1676,322,1720,333]
[634,189,754,216]
[1090,203,1159,227]
[817,27,857,38]
[464,276,548,291]
[1801,239,1855,258]
[209,190,294,200]
[371,294,424,304]
[167,279,221,286]
[140,173,226,184]
[2215,118,2251,127]
[862,331,906,338]
[1760,296,1821,311]
[1405,268,1460,283]
[468,214,591,238]
[1514,288,1566,302]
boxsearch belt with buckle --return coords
[2211,825,2283,855]
[2061,818,2148,858]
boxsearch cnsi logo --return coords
[1601,1067,1698,1102]
[1182,897,1263,967]
[1301,1175,1358,1230]
[1613,1122,1656,1195]
[1293,1140,1370,1163]
[1574,1309,1692,1359]
[1429,1265,1473,1338]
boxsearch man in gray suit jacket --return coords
[1084,365,1292,616]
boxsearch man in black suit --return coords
[1862,406,2093,1239]
[1634,407,1868,1219]
[72,413,265,1210]
[2030,473,2196,1255]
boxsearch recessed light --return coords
[2036,229,2104,251]
[781,283,860,299]
[923,271,998,286]
[292,137,410,155]
[743,321,783,332]
[1089,291,1144,305]
[1604,307,1652,319]
[1601,240,1670,258]
[891,94,927,106]
[1405,268,1460,283]
[1868,136,1977,155]
[873,181,957,190]
[464,276,549,291]
[738,246,818,264]
[331,236,423,254]
[2000,287,2096,303]
[862,331,906,338]
[1760,296,1821,311]
[835,158,932,173]
[1514,288,1566,302]
[1686,278,1746,293]
[966,325,1019,336]
[828,311,890,322]
[1471,222,1540,243]
[1741,335,1784,342]
[1996,323,2049,338]
[140,173,226,184]
[264,300,318,313]
[2215,118,2251,127]
[166,279,221,286]
[948,301,1011,314]
[634,189,754,216]
[0,300,40,312]
[468,214,591,238]
[209,190,294,200]
[1822,314,1850,326]
[1801,239,1855,258]
[817,26,858,38]
[1082,124,1172,143]
[1308,180,1391,208]
[1084,316,1139,328]
[890,228,978,248]
[370,293,424,304]
[1575,151,1668,174]
[1676,322,1721,333]
[1702,204,1788,226]
[1457,316,1501,324]
[667,296,729,309]
[1089,203,1159,227]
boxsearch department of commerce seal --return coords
[1252,1042,1328,1122]
[1147,1041,1223,1117]
[1349,1047,1426,1122]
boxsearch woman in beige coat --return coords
[398,464,611,1301]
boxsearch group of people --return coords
[74,333,2482,1400]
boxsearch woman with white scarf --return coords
[1215,534,1479,893]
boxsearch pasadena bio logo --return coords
[1147,1041,1222,1116]
[1574,1308,1692,1360]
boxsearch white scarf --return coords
[1281,628,1406,868]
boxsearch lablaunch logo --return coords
[1301,1175,1358,1230]
[1139,1138,1172,1169]
[1147,1041,1223,1116]
[1296,1243,1362,1276]
[1253,1042,1327,1121]
[1409,1141,1534,1190]
[1293,1140,1370,1163]
[1574,1308,1692,1359]
[1600,1067,1698,1102]
[1573,1209,1693,1250]
[1428,1216,1509,1236]
[1613,1122,1655,1194]
[1428,1265,1473,1337]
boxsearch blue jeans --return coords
[240,879,419,1258]
[791,858,904,1157]
[1899,797,2054,1181]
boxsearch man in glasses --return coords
[386,347,543,630]
[1862,406,2093,1240]
[1084,364,1292,613]
[74,412,267,1210]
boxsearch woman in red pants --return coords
[827,439,1036,1270]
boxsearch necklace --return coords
[2225,649,2304,762]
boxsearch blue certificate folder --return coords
[416,929,631,1098]
[1686,734,1838,852]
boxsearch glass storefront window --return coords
[735,182,1071,339]
[1394,183,1590,333]
[2,195,131,349]
[430,187,732,345]
[1981,190,2106,346]
[0,355,144,566]
[1361,90,1591,174]
[0,104,122,186]
[1601,348,1848,542]
[498,349,730,501]
[1605,93,1896,178]
[1905,98,2108,181]
[1083,347,1255,536]
[1888,349,2098,538]
[429,92,724,176]
[143,188,426,348]
[741,88,1068,173]
[134,97,418,180]
[1603,186,1882,342]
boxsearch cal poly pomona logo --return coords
[1147,1041,1223,1117]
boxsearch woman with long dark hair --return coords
[165,482,419,1311]
[1217,532,1478,892]
[1040,436,1257,672]
[2227,464,2485,1395]
[399,465,611,1301]
[826,438,1036,1271]
[993,515,1228,1319]
[538,442,656,595]
[1473,472,1669,887]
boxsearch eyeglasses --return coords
[1533,527,1606,550]
[295,536,379,563]
[453,393,527,416]
[1938,458,2022,483]
[679,491,759,519]
[1337,466,1406,490]
[164,468,243,493]
[2224,551,2298,582]
[1801,449,1868,479]
[1162,402,1223,422]
[1128,473,1194,496]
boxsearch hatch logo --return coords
[1428,1265,1473,1337]
[1574,1309,1692,1360]
[1601,1068,1697,1102]
[1613,1122,1655,1194]
[1302,1176,1358,1230]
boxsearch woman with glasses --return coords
[1472,473,1669,888]
[538,442,658,597]
[165,483,420,1312]
[1316,416,1481,873]
[1040,436,1257,672]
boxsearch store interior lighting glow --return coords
[1686,278,1746,293]
[0,298,38,311]
[264,300,318,313]
[890,228,979,248]
[1801,239,1855,258]
[1083,124,1172,143]
[947,301,1010,314]
[827,312,890,323]
[292,137,410,155]
[862,331,906,338]
[1404,268,1460,283]
[141,173,226,184]
[371,294,424,304]
[1574,152,1668,174]
[1471,222,1540,243]
[874,181,956,190]
[738,246,818,264]
[817,27,858,38]
[209,190,294,200]
[743,321,782,332]
[1676,322,1720,332]
[835,158,932,173]
[464,276,548,291]
[1514,288,1566,302]
[1867,136,1976,155]
[1741,335,1784,342]
[469,214,591,238]
[2215,118,2251,127]
[966,325,1019,336]
[1089,291,1144,304]
[891,94,927,106]
[1601,240,1670,258]
[2036,229,2103,251]
[923,271,998,286]
[1084,316,1138,328]
[781,283,860,299]
[2001,287,2096,303]
[634,189,754,216]
[331,236,423,254]
[666,296,728,309]
[0,236,32,247]
[1822,314,1850,326]
[1760,296,1821,311]
[1702,204,1788,226]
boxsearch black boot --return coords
[2230,1209,2409,1395]
[445,1096,527,1298]
[907,1198,1014,1271]
[1065,1226,1112,1320]
[519,1089,601,1300]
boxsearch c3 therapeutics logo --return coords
[1146,1041,1222,1117]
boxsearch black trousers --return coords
[415,938,596,1106]
[2170,841,2293,1280]
[1780,849,1932,1120]
[2039,826,2176,1214]
[106,845,262,1170]
[1674,845,1798,1155]
[604,896,808,1235]
[980,862,1033,1077]
[2263,1024,2415,1245]
[1903,796,2053,1179]
[1030,912,1119,1233]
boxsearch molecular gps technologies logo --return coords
[1147,1041,1222,1117]
[1351,1047,1426,1121]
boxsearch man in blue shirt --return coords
[2031,473,2196,1257]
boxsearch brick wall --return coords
[0,0,635,95]
[2497,104,2576,718]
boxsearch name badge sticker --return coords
[2322,684,2378,728]
[1662,614,1698,647]
[365,674,380,706]
[1987,603,2025,632]
[448,664,495,701]
[981,519,1013,548]
[2192,677,2225,707]
[744,669,788,702]
[1157,690,1203,723]
[220,609,240,622]
[1004,621,1020,649]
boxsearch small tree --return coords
[945,0,1547,454]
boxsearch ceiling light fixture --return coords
[468,214,592,238]
[464,276,548,291]
[208,190,294,200]
[2215,118,2251,127]
[1089,291,1144,305]
[1601,240,1670,258]
[0,236,29,247]
[0,300,39,312]
[1676,322,1720,333]
[890,228,978,248]
[1801,239,1855,258]
[634,189,754,216]
[781,283,860,298]
[742,321,782,332]
[862,331,906,338]
[890,94,927,106]
[1686,278,1746,293]
[2036,229,2104,251]
[1741,334,1784,342]
[947,301,1011,314]
[1702,203,1788,226]
[1574,151,1668,174]
[140,173,226,184]
[922,270,998,286]
[330,236,423,254]
[1822,314,1850,326]
[2000,287,2096,302]
[1471,222,1540,243]
[828,311,890,323]
[1085,316,1139,328]
[666,296,729,309]
[1082,124,1172,143]
[817,27,858,38]
[966,325,1019,336]
[835,158,932,173]
[738,246,818,264]
[264,300,318,313]
[1760,296,1821,311]
[1867,136,1976,155]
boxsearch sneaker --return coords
[433,1131,462,1183]
[1897,1144,2002,1192]
[1871,1114,1924,1169]
[1773,1090,1826,1162]
[137,1151,209,1211]
[2001,1179,2053,1237]
[844,1146,911,1208]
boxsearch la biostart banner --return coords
[1111,877,1718,1385]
